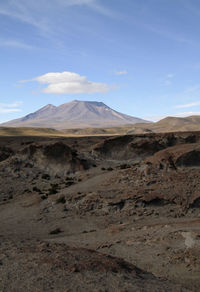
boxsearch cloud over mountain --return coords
[29,71,110,94]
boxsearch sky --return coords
[1,0,200,123]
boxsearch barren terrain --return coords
[1,132,200,291]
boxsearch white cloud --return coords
[0,102,22,114]
[28,71,110,94]
[115,70,128,76]
[175,101,200,109]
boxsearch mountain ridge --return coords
[127,115,200,134]
[1,100,148,129]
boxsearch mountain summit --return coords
[1,100,148,129]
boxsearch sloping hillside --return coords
[1,100,148,129]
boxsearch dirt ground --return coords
[1,132,200,291]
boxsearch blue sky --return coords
[1,0,200,123]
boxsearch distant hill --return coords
[1,115,200,137]
[1,100,148,129]
[127,116,200,134]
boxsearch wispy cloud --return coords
[0,4,49,33]
[185,85,200,93]
[164,80,171,86]
[0,102,22,107]
[0,101,22,113]
[59,0,114,17]
[0,0,113,38]
[21,71,110,94]
[0,108,21,113]
[171,112,200,118]
[146,111,200,122]
[175,101,200,109]
[0,39,33,49]
[63,0,95,5]
[167,73,174,79]
[173,84,200,101]
[163,73,174,86]
[115,70,128,76]
[86,1,114,17]
[144,115,165,122]
[144,24,194,45]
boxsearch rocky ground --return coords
[1,132,200,291]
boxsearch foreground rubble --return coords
[0,132,200,291]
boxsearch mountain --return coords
[1,100,148,129]
[127,115,200,134]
